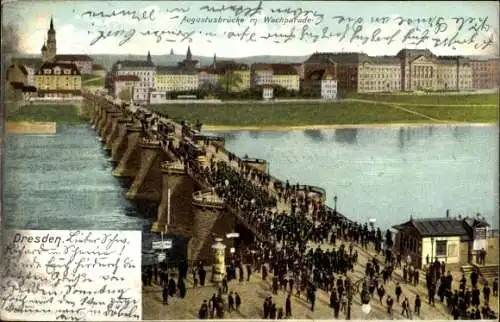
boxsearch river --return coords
[3,124,498,255]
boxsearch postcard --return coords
[1,0,499,321]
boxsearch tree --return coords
[218,70,243,94]
[385,229,393,250]
[119,88,131,101]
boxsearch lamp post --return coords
[334,195,338,212]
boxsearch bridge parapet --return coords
[160,160,185,174]
[192,189,225,209]
[193,134,225,147]
[140,137,161,148]
[296,184,327,202]
[242,157,268,173]
[126,123,143,132]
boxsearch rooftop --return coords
[393,217,470,238]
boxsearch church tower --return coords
[212,53,217,69]
[186,46,192,61]
[46,17,57,61]
[147,50,152,64]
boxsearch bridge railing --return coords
[192,189,225,207]
[242,157,267,164]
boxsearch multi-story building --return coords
[304,50,475,93]
[396,49,473,91]
[40,17,94,74]
[155,66,199,93]
[111,75,140,99]
[251,64,274,86]
[34,61,82,98]
[470,59,500,89]
[358,56,401,93]
[198,68,219,90]
[271,64,300,91]
[301,67,338,99]
[109,51,156,103]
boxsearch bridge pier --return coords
[96,108,109,138]
[188,191,235,263]
[110,118,132,162]
[113,124,142,177]
[126,138,164,202]
[152,161,195,236]
[103,113,123,148]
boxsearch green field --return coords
[406,105,498,123]
[7,104,89,123]
[345,93,498,106]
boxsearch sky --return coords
[3,1,499,58]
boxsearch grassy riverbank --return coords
[151,100,498,126]
[345,92,499,105]
[7,104,90,123]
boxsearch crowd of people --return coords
[138,116,499,320]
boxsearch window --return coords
[435,240,447,257]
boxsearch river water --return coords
[3,124,498,253]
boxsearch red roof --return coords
[113,75,140,82]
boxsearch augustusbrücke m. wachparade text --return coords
[180,15,312,25]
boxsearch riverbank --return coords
[202,122,497,132]
[6,121,57,134]
[6,104,89,124]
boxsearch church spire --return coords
[147,50,152,63]
[49,16,55,32]
[212,53,216,68]
[186,46,192,61]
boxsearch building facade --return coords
[302,67,337,99]
[393,216,490,269]
[110,52,156,103]
[155,66,199,93]
[305,50,476,93]
[34,62,82,97]
[358,57,401,93]
[271,64,300,91]
[251,64,274,86]
[470,59,500,89]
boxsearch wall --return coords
[421,236,461,265]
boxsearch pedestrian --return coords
[228,291,235,313]
[428,282,436,306]
[493,278,498,297]
[222,276,228,294]
[285,294,292,317]
[401,297,410,318]
[247,264,252,282]
[386,295,394,316]
[162,285,169,305]
[192,268,198,288]
[414,294,421,316]
[395,282,402,303]
[199,300,208,319]
[377,284,385,302]
[483,282,491,305]
[235,292,241,311]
